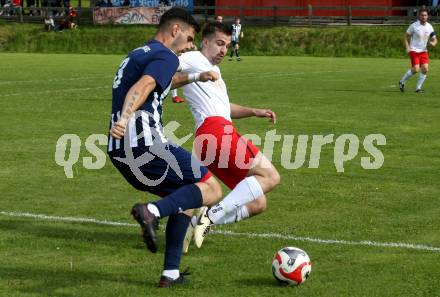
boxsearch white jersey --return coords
[179,51,231,129]
[406,21,436,52]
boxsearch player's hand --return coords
[110,120,127,139]
[254,109,276,124]
[200,71,219,82]
[429,41,436,47]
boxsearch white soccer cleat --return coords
[193,206,213,248]
[182,216,196,254]
[182,207,206,253]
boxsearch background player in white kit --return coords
[174,22,280,250]
[399,7,437,93]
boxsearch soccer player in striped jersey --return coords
[107,8,223,287]
[399,8,437,93]
[229,17,243,61]
[174,22,280,251]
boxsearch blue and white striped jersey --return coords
[231,23,242,42]
[108,39,179,152]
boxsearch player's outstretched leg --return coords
[131,203,160,253]
[159,211,192,287]
[171,89,185,103]
[132,176,222,253]
[416,64,428,92]
[236,45,241,61]
[399,65,419,92]
[194,152,280,248]
[182,207,206,253]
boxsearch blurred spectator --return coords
[67,5,76,21]
[62,0,68,13]
[12,0,21,15]
[214,15,223,23]
[44,14,55,30]
[58,15,76,30]
[25,0,34,15]
[0,0,11,16]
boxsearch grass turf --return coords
[0,53,439,297]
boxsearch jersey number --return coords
[112,57,130,89]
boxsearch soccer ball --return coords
[271,247,312,286]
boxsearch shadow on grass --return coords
[0,218,154,250]
[0,265,147,297]
[234,276,281,288]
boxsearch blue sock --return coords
[153,184,203,218]
[164,213,191,270]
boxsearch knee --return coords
[246,196,267,215]
[255,167,280,193]
[412,66,420,73]
[267,168,281,190]
[207,176,223,201]
[421,67,428,74]
[254,197,267,213]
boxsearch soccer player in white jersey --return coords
[174,22,280,250]
[399,7,437,93]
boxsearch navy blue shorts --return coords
[108,143,211,197]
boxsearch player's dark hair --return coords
[159,7,200,33]
[202,22,232,39]
[418,6,429,14]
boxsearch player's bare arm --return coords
[429,36,437,47]
[230,103,276,124]
[110,75,156,139]
[403,32,411,52]
[171,71,219,89]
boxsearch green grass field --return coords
[1,53,439,297]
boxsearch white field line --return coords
[0,86,108,97]
[1,211,439,253]
[0,70,339,85]
[227,70,346,81]
[0,70,349,97]
[0,76,113,85]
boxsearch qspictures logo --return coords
[55,113,386,183]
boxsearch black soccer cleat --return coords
[399,81,405,92]
[157,269,191,288]
[131,203,159,253]
[415,88,424,93]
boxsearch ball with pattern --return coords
[271,247,312,286]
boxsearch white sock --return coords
[416,73,427,90]
[401,69,414,83]
[208,176,263,224]
[171,89,178,97]
[162,269,179,280]
[190,215,197,227]
[147,203,160,218]
[215,205,250,225]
